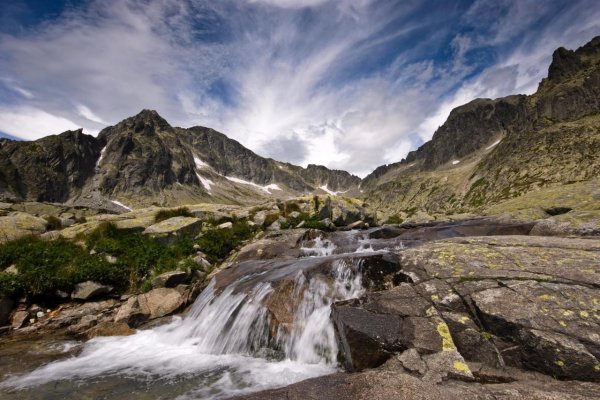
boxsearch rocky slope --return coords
[0,110,360,210]
[363,35,600,221]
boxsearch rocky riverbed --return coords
[1,218,600,399]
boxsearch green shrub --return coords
[0,272,23,298]
[385,215,404,224]
[154,207,193,223]
[86,222,194,288]
[197,220,256,262]
[0,235,126,298]
[44,215,62,231]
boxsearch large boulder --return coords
[143,216,202,241]
[71,281,113,301]
[114,288,184,327]
[0,212,47,243]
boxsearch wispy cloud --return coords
[0,0,598,176]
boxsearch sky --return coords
[0,0,599,177]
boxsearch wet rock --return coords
[332,284,446,371]
[0,298,14,326]
[152,271,188,288]
[11,310,29,329]
[71,281,113,301]
[83,321,134,339]
[344,220,365,230]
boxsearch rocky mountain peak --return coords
[120,109,171,134]
[547,47,583,82]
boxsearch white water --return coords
[300,236,336,257]
[3,259,364,399]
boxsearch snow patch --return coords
[485,139,501,150]
[193,155,210,169]
[196,172,214,192]
[318,185,348,196]
[111,200,132,211]
[451,160,460,165]
[226,176,282,193]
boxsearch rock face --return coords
[333,235,600,381]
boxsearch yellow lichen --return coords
[580,311,589,318]
[555,360,565,367]
[437,322,457,352]
[458,316,470,324]
[539,294,555,301]
[431,294,439,301]
[453,360,471,374]
[562,310,574,317]
[559,320,567,327]
[594,365,600,372]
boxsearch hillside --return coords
[363,35,600,222]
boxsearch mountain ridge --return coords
[1,35,599,215]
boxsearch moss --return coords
[453,360,471,374]
[44,215,62,231]
[436,322,457,352]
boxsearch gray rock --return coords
[4,265,17,274]
[218,221,233,229]
[152,271,188,288]
[11,310,29,329]
[71,281,113,301]
[114,288,184,327]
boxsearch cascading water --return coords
[2,255,364,399]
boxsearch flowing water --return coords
[1,234,367,399]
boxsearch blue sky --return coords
[0,0,599,176]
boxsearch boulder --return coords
[152,271,188,288]
[218,221,233,229]
[83,321,135,339]
[71,281,113,301]
[114,288,184,327]
[11,310,29,329]
[0,212,47,243]
[143,216,202,241]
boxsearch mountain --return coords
[363,35,600,220]
[2,36,599,216]
[0,111,360,210]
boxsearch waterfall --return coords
[2,258,364,399]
